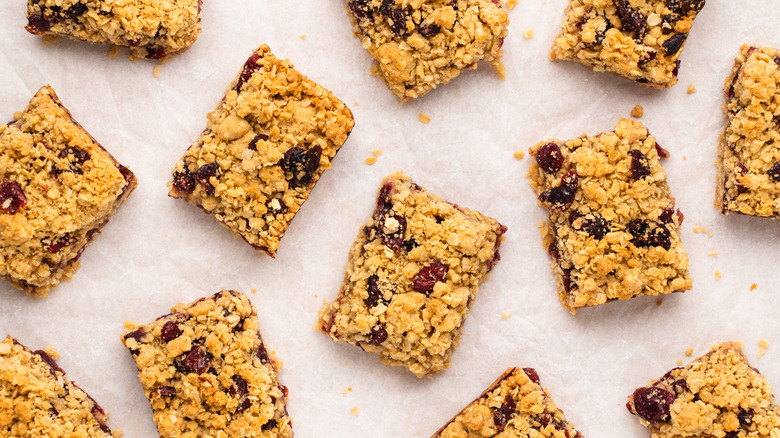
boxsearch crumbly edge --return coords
[26,0,202,59]
[347,0,509,101]
[317,171,506,377]
[550,0,704,88]
[121,290,292,438]
[168,44,354,256]
[627,341,780,437]
[431,367,582,438]
[716,44,780,217]
[0,335,113,436]
[0,85,137,297]
[528,118,691,314]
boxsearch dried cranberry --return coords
[659,207,675,223]
[562,269,575,295]
[281,146,322,188]
[265,197,287,215]
[145,47,167,60]
[235,398,252,413]
[365,275,383,308]
[662,34,687,56]
[734,162,748,194]
[160,321,181,342]
[47,234,77,253]
[151,386,176,397]
[401,239,419,252]
[257,341,271,365]
[34,350,65,375]
[638,51,657,67]
[627,219,671,250]
[547,239,561,261]
[64,3,88,19]
[386,8,408,37]
[376,214,406,252]
[0,180,27,214]
[419,24,440,37]
[523,368,540,384]
[493,395,516,431]
[629,149,651,180]
[26,15,51,33]
[229,375,249,397]
[737,408,753,426]
[183,344,211,374]
[614,0,647,36]
[724,432,738,438]
[56,147,90,174]
[348,0,373,22]
[536,142,565,173]
[412,261,448,293]
[235,54,262,91]
[631,386,675,422]
[774,57,780,67]
[262,419,278,431]
[124,328,146,343]
[173,171,196,193]
[539,170,578,213]
[575,10,589,30]
[680,0,704,13]
[672,379,688,393]
[768,163,780,182]
[655,142,670,158]
[376,181,395,215]
[369,324,387,345]
[568,212,609,239]
[672,59,681,77]
[194,163,218,195]
[248,133,269,151]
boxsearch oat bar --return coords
[528,118,691,314]
[627,342,780,437]
[431,367,583,438]
[168,44,354,257]
[25,0,202,59]
[550,0,705,88]
[318,172,507,377]
[121,290,292,437]
[345,0,509,101]
[0,85,137,297]
[0,336,114,436]
[716,44,780,217]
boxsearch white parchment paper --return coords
[1,1,780,437]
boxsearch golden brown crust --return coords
[0,85,137,297]
[168,44,354,257]
[318,172,506,377]
[121,290,292,438]
[716,44,780,217]
[0,335,114,437]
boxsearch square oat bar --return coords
[528,119,691,314]
[0,85,137,297]
[431,368,583,438]
[25,0,202,59]
[0,336,114,436]
[550,0,705,88]
[345,0,509,101]
[716,44,780,217]
[627,342,780,437]
[169,44,354,257]
[318,172,507,377]
[121,290,292,438]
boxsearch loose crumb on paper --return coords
[153,65,162,78]
[707,231,713,237]
[513,151,525,159]
[523,29,534,39]
[112,431,123,438]
[687,84,697,94]
[707,251,717,257]
[685,348,693,356]
[630,105,644,118]
[758,340,769,358]
[655,299,663,306]
[299,34,307,40]
[418,113,431,124]
[109,44,120,58]
[714,271,722,280]
[251,288,257,294]
[750,283,758,291]
[506,0,518,9]
[676,359,683,366]
[350,407,359,416]
[501,314,512,319]
[365,149,383,165]
[42,35,59,46]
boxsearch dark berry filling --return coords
[376,213,407,252]
[0,180,27,214]
[523,368,540,384]
[614,0,647,36]
[768,163,780,182]
[194,163,218,196]
[536,142,565,173]
[631,386,676,423]
[46,233,77,253]
[235,53,263,91]
[629,149,651,180]
[411,261,448,294]
[248,133,269,151]
[369,324,388,345]
[493,394,516,431]
[627,219,671,250]
[150,386,176,397]
[281,146,322,189]
[568,212,609,239]
[160,321,181,342]
[182,343,211,374]
[539,170,578,213]
[173,171,196,193]
[662,34,687,56]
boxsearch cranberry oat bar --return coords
[25,0,202,59]
[121,290,292,437]
[168,44,354,257]
[528,118,691,314]
[716,44,780,217]
[345,0,509,101]
[0,85,137,297]
[0,336,114,436]
[431,367,583,438]
[318,172,507,377]
[627,342,780,437]
[550,0,705,88]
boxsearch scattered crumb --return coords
[348,387,353,392]
[685,348,693,356]
[513,151,525,159]
[123,320,137,331]
[506,0,518,9]
[677,359,683,366]
[314,293,318,298]
[501,314,512,319]
[707,231,713,237]
[251,288,257,294]
[537,220,545,228]
[354,101,359,106]
[683,155,687,160]
[345,361,349,365]
[112,430,123,438]
[342,390,348,396]
[418,112,431,124]
[750,283,758,291]
[707,251,717,257]
[655,299,663,306]
[714,271,722,280]
[365,156,378,165]
[687,84,697,94]
[758,339,769,358]
[350,407,359,416]
[693,226,700,233]
[630,105,644,118]
[523,29,534,39]
[42,35,59,46]
[109,44,120,58]
[153,65,162,78]
[299,34,307,40]
[700,226,707,233]
[44,345,59,359]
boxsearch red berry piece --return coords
[349,0,373,22]
[419,24,440,37]
[0,180,27,214]
[662,34,687,56]
[257,341,271,365]
[655,142,670,158]
[145,47,167,60]
[768,163,780,182]
[365,275,383,308]
[46,233,77,253]
[536,142,565,173]
[248,133,269,151]
[734,163,748,194]
[385,8,408,37]
[539,170,578,213]
[492,394,516,431]
[680,0,704,13]
[376,213,407,252]
[265,197,288,215]
[151,386,176,397]
[638,51,657,67]
[627,219,671,250]
[262,419,278,431]
[561,269,575,295]
[523,368,540,384]
[229,375,249,397]
[194,163,218,196]
[369,324,387,345]
[64,3,88,19]
[568,211,609,239]
[183,344,211,374]
[281,146,322,188]
[613,0,647,36]
[160,321,181,342]
[629,149,651,180]
[172,171,196,193]
[412,261,448,293]
[235,54,263,91]
[631,386,676,423]
[738,408,753,426]
[25,15,51,34]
